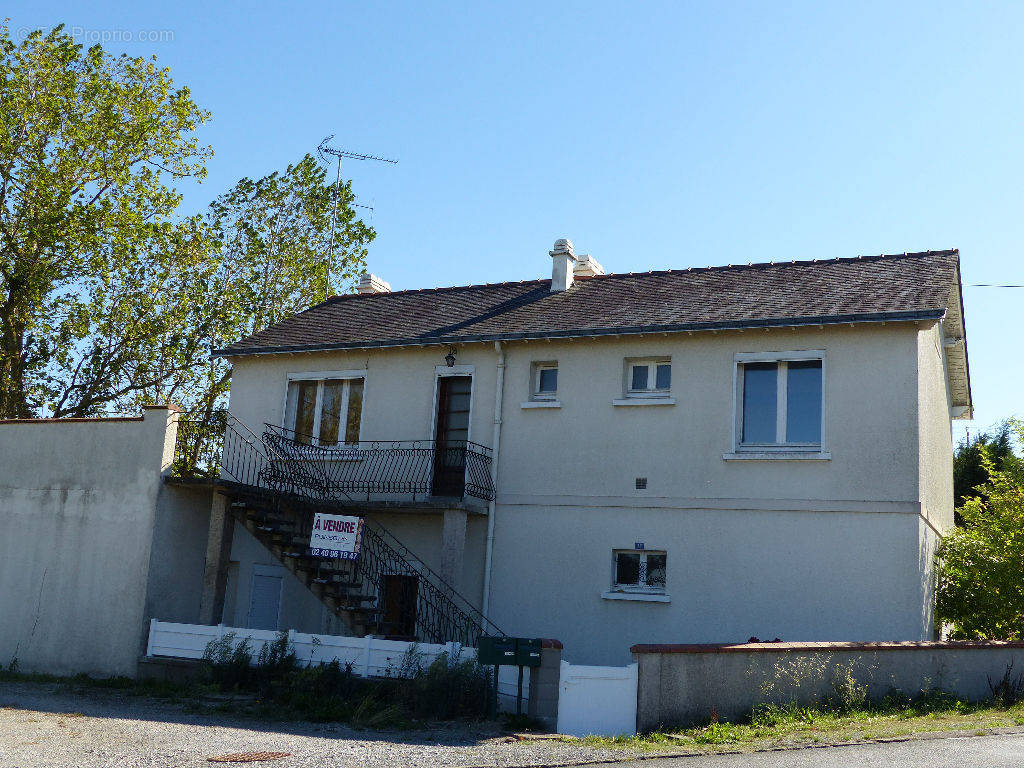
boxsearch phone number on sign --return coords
[308,548,360,560]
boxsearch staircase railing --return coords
[358,520,504,645]
[172,411,503,645]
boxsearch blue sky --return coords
[7,1,1021,442]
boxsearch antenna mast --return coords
[317,136,397,299]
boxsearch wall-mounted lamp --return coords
[444,347,457,367]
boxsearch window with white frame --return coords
[284,376,364,446]
[626,358,671,397]
[612,549,667,592]
[531,361,558,400]
[736,354,823,449]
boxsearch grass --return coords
[574,692,1024,756]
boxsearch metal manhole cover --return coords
[207,752,292,763]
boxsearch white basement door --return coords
[248,565,283,631]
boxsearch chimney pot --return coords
[574,254,604,277]
[357,273,391,294]
[549,238,577,292]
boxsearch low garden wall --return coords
[632,640,1024,732]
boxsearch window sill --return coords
[601,591,671,603]
[722,451,831,461]
[611,398,676,407]
[521,401,561,409]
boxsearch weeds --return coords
[198,633,492,725]
[988,660,1024,707]
[200,632,254,691]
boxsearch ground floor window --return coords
[612,549,667,592]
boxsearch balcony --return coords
[170,412,495,506]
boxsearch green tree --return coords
[936,420,1024,639]
[0,24,211,417]
[0,25,374,426]
[168,154,374,430]
[954,420,1017,510]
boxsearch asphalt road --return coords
[587,733,1024,767]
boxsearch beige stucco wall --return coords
[144,484,213,626]
[489,505,929,664]
[918,323,955,532]
[228,323,931,506]
[225,320,959,662]
[224,523,348,635]
[496,325,919,502]
[0,407,177,677]
[228,345,498,449]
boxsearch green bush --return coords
[937,420,1024,639]
[198,635,493,724]
[200,632,254,690]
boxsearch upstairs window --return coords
[737,354,823,448]
[531,362,558,401]
[613,549,667,593]
[285,376,364,446]
[626,358,671,398]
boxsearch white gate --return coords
[556,660,637,737]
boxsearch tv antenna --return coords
[317,136,397,299]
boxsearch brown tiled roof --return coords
[216,250,961,356]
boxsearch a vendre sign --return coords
[308,513,364,560]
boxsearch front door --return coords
[381,574,418,639]
[432,375,471,497]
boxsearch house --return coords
[195,239,970,665]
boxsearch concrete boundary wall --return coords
[633,641,1024,731]
[0,406,178,677]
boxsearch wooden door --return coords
[381,574,418,639]
[432,375,471,497]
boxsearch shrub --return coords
[200,633,254,690]
[988,661,1024,707]
[198,634,492,723]
[405,649,492,719]
[830,659,870,712]
[937,420,1024,640]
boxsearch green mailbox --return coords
[515,638,542,667]
[478,636,516,666]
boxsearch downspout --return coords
[482,340,505,619]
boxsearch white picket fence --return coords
[556,661,637,737]
[146,620,528,707]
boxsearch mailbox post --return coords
[514,638,542,715]
[478,636,543,717]
[478,636,516,718]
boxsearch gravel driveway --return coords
[0,681,639,768]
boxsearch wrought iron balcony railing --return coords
[261,425,495,503]
[171,412,496,504]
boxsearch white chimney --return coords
[549,238,577,292]
[357,273,391,294]
[574,253,604,277]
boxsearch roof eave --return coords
[214,309,946,359]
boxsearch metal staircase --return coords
[172,412,503,645]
